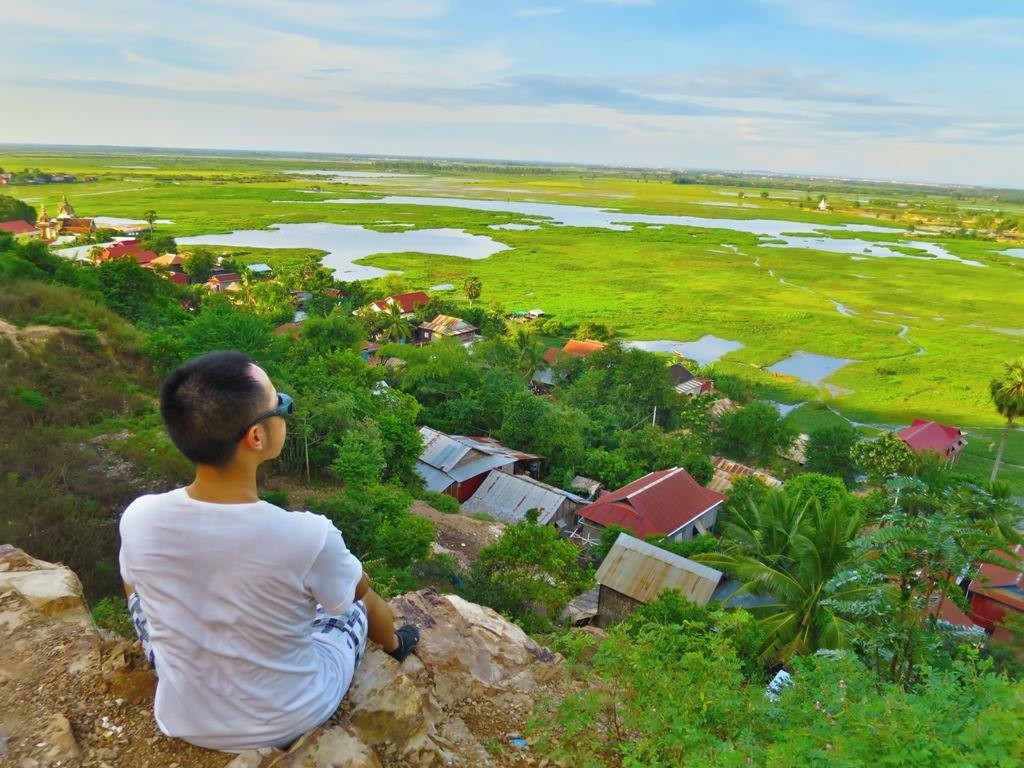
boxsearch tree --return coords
[380,301,413,343]
[990,358,1024,483]
[0,194,36,223]
[463,520,594,632]
[573,321,614,342]
[697,492,868,664]
[715,402,795,465]
[806,423,859,485]
[182,251,215,284]
[829,477,1024,688]
[461,275,482,305]
[783,472,854,515]
[298,313,364,356]
[143,209,157,232]
[507,325,544,381]
[851,432,915,485]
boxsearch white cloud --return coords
[516,6,566,17]
[760,0,1024,47]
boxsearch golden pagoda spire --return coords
[57,195,76,218]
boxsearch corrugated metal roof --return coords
[707,456,784,494]
[420,314,477,335]
[461,471,586,524]
[579,467,726,539]
[898,419,966,454]
[418,426,517,485]
[419,426,471,473]
[448,454,516,483]
[596,533,722,606]
[416,462,454,492]
[456,435,541,463]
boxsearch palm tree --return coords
[508,325,544,381]
[990,358,1024,483]
[143,209,157,232]
[380,301,413,343]
[697,493,869,664]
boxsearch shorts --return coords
[128,593,369,680]
[311,601,369,672]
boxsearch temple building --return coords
[37,196,95,240]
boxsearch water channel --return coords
[176,222,510,280]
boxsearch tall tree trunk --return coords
[990,418,1012,484]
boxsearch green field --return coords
[3,147,1022,490]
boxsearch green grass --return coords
[3,148,1021,446]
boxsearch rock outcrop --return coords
[0,546,567,767]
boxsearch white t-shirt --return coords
[118,487,363,752]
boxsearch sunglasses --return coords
[235,392,294,442]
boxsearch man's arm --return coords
[353,572,399,654]
[123,580,135,599]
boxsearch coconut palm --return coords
[697,492,870,664]
[508,325,544,381]
[380,301,413,343]
[990,358,1024,483]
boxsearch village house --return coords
[542,338,607,366]
[460,470,587,530]
[0,219,40,240]
[205,272,242,292]
[571,466,727,546]
[366,291,430,317]
[36,196,95,241]
[532,338,609,392]
[570,475,602,501]
[99,239,158,266]
[707,456,784,494]
[897,418,967,462]
[591,533,723,627]
[415,426,518,502]
[667,362,714,397]
[453,435,542,477]
[415,314,478,346]
[246,263,273,278]
[968,545,1024,641]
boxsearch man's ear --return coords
[240,424,265,451]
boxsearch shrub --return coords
[423,491,460,514]
[91,596,134,638]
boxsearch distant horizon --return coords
[3,141,1020,194]
[2,1,1021,189]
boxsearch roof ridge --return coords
[624,467,683,499]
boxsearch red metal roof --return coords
[372,291,430,313]
[104,240,158,265]
[897,418,965,454]
[544,338,607,366]
[578,467,726,539]
[562,339,607,356]
[0,219,37,235]
[969,546,1024,613]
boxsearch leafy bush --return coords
[91,596,134,638]
[259,489,289,509]
[422,491,460,514]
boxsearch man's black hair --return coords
[160,350,268,467]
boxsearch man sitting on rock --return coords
[118,350,419,752]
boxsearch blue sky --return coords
[2,0,1022,186]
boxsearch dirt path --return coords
[409,500,505,567]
